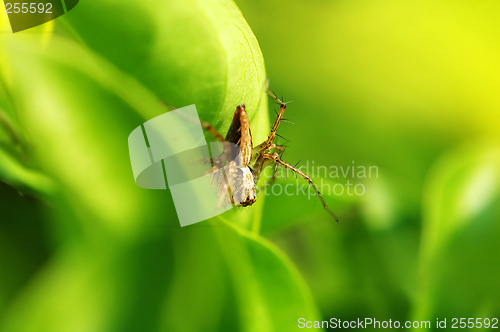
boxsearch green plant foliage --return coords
[2,0,500,330]
[0,1,321,331]
[235,0,500,327]
[416,144,500,321]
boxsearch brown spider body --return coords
[212,104,257,207]
[206,90,339,221]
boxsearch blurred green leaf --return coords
[236,0,500,323]
[215,220,320,332]
[58,0,269,142]
[415,143,500,320]
[0,1,326,331]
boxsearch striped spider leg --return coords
[250,91,339,221]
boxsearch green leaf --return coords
[58,0,269,142]
[214,219,321,332]
[414,143,500,320]
[0,1,322,331]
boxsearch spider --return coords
[202,89,339,222]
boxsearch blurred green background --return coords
[1,0,500,331]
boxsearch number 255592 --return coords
[5,3,53,14]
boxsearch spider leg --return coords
[200,120,225,142]
[268,145,286,184]
[251,88,288,157]
[215,161,236,207]
[251,143,285,184]
[262,152,339,222]
[256,89,287,150]
[269,162,280,185]
[161,100,226,142]
[273,144,285,153]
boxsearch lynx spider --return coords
[203,89,339,221]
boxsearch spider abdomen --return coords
[231,166,257,207]
[216,164,257,207]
